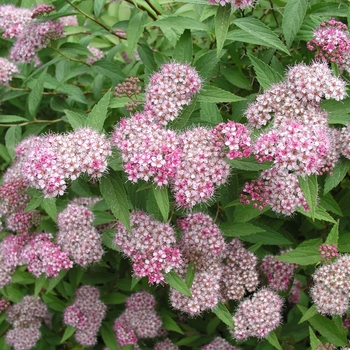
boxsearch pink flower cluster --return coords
[208,0,254,9]
[31,4,56,18]
[311,255,350,315]
[288,279,303,304]
[220,238,259,301]
[338,125,350,159]
[0,5,32,38]
[155,338,179,350]
[0,57,19,86]
[114,291,162,348]
[16,128,111,198]
[64,285,107,347]
[202,337,239,350]
[0,297,10,313]
[260,250,298,291]
[114,211,182,284]
[59,15,79,27]
[6,295,47,350]
[87,45,105,64]
[319,243,339,262]
[21,232,72,277]
[231,288,283,340]
[57,201,103,267]
[307,19,350,73]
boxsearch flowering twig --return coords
[51,46,91,67]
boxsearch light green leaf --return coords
[185,262,196,288]
[298,174,318,221]
[11,270,36,285]
[102,229,119,251]
[307,3,348,18]
[309,326,322,350]
[101,323,119,350]
[266,331,283,350]
[324,159,350,194]
[59,42,92,56]
[165,270,192,297]
[240,228,292,245]
[128,11,147,54]
[28,69,46,118]
[91,60,126,81]
[232,17,289,55]
[94,0,106,17]
[193,50,220,80]
[152,186,169,222]
[173,29,193,63]
[325,221,339,246]
[5,125,22,160]
[162,314,184,334]
[137,44,157,71]
[215,4,231,57]
[41,198,57,223]
[233,204,270,223]
[299,305,318,324]
[57,84,87,104]
[198,86,244,103]
[146,15,207,32]
[276,238,322,265]
[228,156,273,171]
[63,109,86,130]
[176,335,202,346]
[86,90,111,132]
[25,196,43,213]
[212,302,234,329]
[220,222,266,237]
[100,171,130,231]
[282,0,308,47]
[168,97,197,130]
[297,205,336,223]
[60,326,76,344]
[46,270,68,293]
[34,275,47,297]
[248,53,282,90]
[221,67,252,90]
[200,102,222,125]
[319,193,343,216]
[0,115,28,123]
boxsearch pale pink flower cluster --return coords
[319,243,339,262]
[316,343,337,350]
[5,210,41,235]
[220,238,259,301]
[59,16,79,27]
[208,0,254,10]
[0,5,32,38]
[57,201,103,267]
[16,128,111,198]
[87,45,105,64]
[155,338,179,350]
[144,63,202,125]
[231,288,283,340]
[311,255,350,315]
[307,19,350,73]
[114,211,182,284]
[260,250,298,291]
[0,57,19,86]
[64,285,107,347]
[20,232,72,277]
[288,279,303,304]
[170,213,226,315]
[6,295,47,350]
[202,337,239,350]
[114,291,162,348]
[338,125,350,159]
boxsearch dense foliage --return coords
[1,0,350,349]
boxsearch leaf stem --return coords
[0,118,62,127]
[51,46,91,67]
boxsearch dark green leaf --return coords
[200,102,223,124]
[221,67,252,90]
[5,125,21,160]
[233,204,270,223]
[215,4,231,57]
[198,86,244,103]
[25,196,43,213]
[161,314,184,334]
[324,159,350,194]
[319,193,343,216]
[297,205,336,223]
[298,174,318,221]
[28,69,46,118]
[325,221,339,246]
[165,270,192,297]
[101,292,127,305]
[212,302,234,329]
[91,60,126,81]
[101,323,119,350]
[35,275,47,297]
[46,270,68,293]
[173,29,193,63]
[128,11,147,54]
[0,115,28,123]
[266,331,283,350]
[41,198,57,223]
[299,305,318,324]
[185,262,196,288]
[338,232,350,253]
[59,43,92,56]
[86,90,111,132]
[100,171,130,231]
[193,50,219,80]
[11,270,36,285]
[102,229,119,251]
[220,222,266,237]
[168,97,197,130]
[176,335,202,346]
[137,44,157,71]
[60,326,76,344]
[57,85,87,104]
[152,186,169,222]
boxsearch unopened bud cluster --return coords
[319,243,339,262]
[114,76,142,111]
[64,285,107,346]
[87,45,105,64]
[6,295,47,350]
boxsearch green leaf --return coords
[63,110,86,130]
[91,60,126,81]
[228,156,273,171]
[146,15,207,32]
[46,270,68,293]
[298,174,318,221]
[168,97,197,130]
[240,228,292,245]
[101,292,127,305]
[128,11,147,54]
[41,198,57,223]
[11,270,36,285]
[233,204,270,223]
[71,178,93,197]
[248,241,264,252]
[319,193,343,217]
[165,270,192,297]
[176,335,202,346]
[35,275,47,297]
[60,326,76,344]
[325,221,339,246]
[86,90,111,132]
[309,326,322,350]
[282,0,308,47]
[193,50,219,80]
[59,42,92,56]
[185,262,196,288]
[212,302,234,329]
[137,44,157,71]
[221,67,252,90]
[94,0,106,17]
[198,86,244,103]
[152,186,169,222]
[215,4,231,57]
[220,222,266,237]
[131,276,141,290]
[307,3,348,18]
[297,205,336,223]
[101,323,119,350]
[93,211,115,226]
[297,305,347,346]
[28,69,46,118]
[266,331,283,350]
[200,102,223,125]
[299,305,318,324]
[173,29,193,63]
[3,285,25,303]
[247,53,282,90]
[25,196,43,213]
[276,238,322,265]
[338,232,350,253]
[0,115,28,123]
[324,159,350,194]
[100,171,130,231]
[57,84,87,104]
[232,17,290,55]
[5,125,21,160]
[102,229,119,251]
[161,314,184,334]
